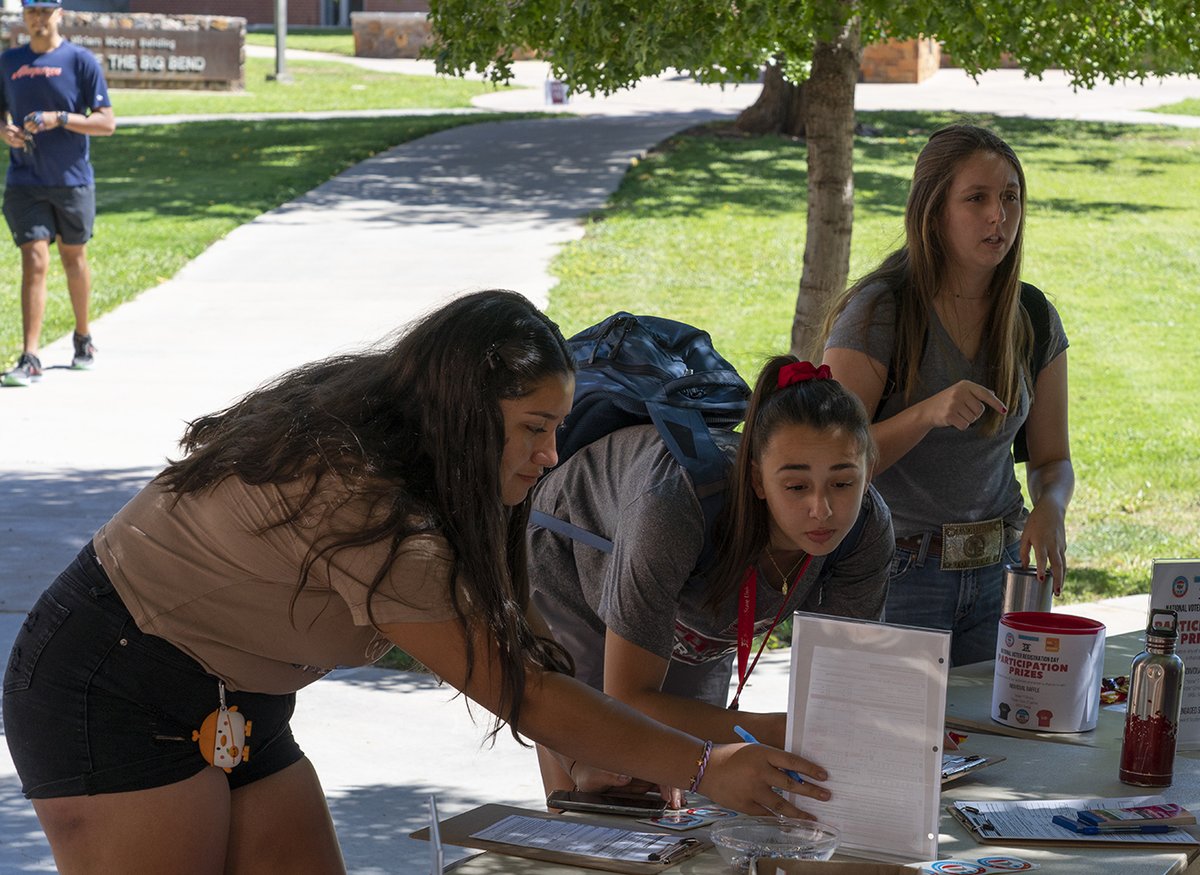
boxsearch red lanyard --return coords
[729,553,812,711]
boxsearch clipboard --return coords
[409,803,711,873]
[940,753,1005,784]
[949,798,1200,849]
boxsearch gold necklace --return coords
[938,295,989,361]
[766,550,806,596]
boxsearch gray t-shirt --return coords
[824,282,1068,537]
[528,425,892,666]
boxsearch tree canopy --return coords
[430,1,1198,95]
[428,0,1199,354]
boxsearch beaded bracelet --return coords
[688,739,714,793]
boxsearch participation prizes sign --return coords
[1150,559,1200,750]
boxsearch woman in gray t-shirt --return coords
[529,357,893,799]
[823,124,1073,667]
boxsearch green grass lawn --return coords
[246,28,355,57]
[113,55,504,116]
[544,112,1200,604]
[0,114,524,368]
[1150,98,1200,116]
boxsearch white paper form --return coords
[786,612,951,861]
[471,814,688,863]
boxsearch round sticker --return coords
[1173,575,1189,598]
[977,855,1036,870]
[926,862,987,875]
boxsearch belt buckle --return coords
[940,518,1003,571]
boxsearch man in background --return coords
[1,0,115,387]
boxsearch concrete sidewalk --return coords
[1,57,1191,873]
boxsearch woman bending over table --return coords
[3,290,826,875]
[529,356,893,798]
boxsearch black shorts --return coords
[2,544,305,799]
[2,183,96,247]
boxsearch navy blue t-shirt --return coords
[0,41,111,187]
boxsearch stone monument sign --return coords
[2,12,244,90]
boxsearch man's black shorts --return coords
[2,183,96,247]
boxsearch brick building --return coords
[128,1,334,26]
[23,1,431,26]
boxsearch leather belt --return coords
[896,533,943,556]
[896,527,1021,559]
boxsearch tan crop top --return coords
[94,475,462,694]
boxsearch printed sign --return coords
[10,23,242,89]
[1150,559,1200,749]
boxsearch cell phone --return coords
[546,790,668,817]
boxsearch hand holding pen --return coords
[733,725,805,785]
[699,737,829,820]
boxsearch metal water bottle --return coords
[1119,608,1185,786]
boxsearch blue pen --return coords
[1052,815,1173,835]
[732,724,804,785]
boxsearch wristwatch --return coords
[57,111,69,128]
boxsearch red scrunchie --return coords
[777,361,832,389]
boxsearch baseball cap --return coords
[22,0,63,8]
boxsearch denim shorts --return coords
[881,539,1023,668]
[2,544,304,799]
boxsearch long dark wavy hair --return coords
[822,123,1032,435]
[158,290,575,743]
[704,356,876,610]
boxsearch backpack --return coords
[875,282,1052,463]
[529,312,750,566]
[529,312,870,580]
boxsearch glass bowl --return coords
[709,817,839,872]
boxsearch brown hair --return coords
[823,123,1033,432]
[159,290,575,743]
[704,356,875,610]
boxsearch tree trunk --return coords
[790,17,861,361]
[734,60,807,137]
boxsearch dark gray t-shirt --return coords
[824,283,1068,538]
[528,425,892,666]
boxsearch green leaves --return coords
[429,0,1199,96]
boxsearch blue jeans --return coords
[881,539,1022,667]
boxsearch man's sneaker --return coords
[71,333,96,370]
[2,352,43,387]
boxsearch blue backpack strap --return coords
[528,509,614,554]
[530,405,732,564]
[646,401,732,571]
